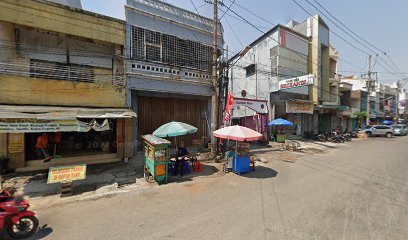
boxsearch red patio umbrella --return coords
[214,125,262,166]
[214,125,263,141]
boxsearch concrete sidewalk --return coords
[250,138,366,165]
[26,160,223,210]
[2,139,363,209]
[1,149,223,210]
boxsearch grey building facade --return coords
[125,0,223,151]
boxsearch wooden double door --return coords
[137,96,209,147]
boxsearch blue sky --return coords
[82,0,408,84]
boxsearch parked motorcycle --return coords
[351,129,362,138]
[0,188,16,202]
[317,133,327,142]
[340,132,352,142]
[0,189,38,239]
[324,131,345,143]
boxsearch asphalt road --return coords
[32,136,408,240]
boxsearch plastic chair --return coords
[183,162,191,174]
[193,160,203,172]
[168,162,175,175]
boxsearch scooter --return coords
[325,131,345,143]
[0,188,16,202]
[0,189,39,239]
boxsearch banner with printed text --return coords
[0,120,109,133]
[47,164,87,184]
[286,100,314,114]
[278,74,315,90]
[234,98,268,114]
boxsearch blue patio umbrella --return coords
[268,118,294,126]
[383,120,394,125]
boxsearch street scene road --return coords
[33,137,408,240]
[2,1,408,239]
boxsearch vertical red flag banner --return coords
[224,92,234,125]
[280,28,286,47]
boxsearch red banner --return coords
[224,93,234,123]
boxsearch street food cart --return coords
[269,118,293,143]
[214,125,262,175]
[233,142,251,174]
[276,130,287,143]
[142,134,171,184]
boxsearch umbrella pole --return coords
[234,140,238,172]
[175,136,178,153]
[235,140,238,157]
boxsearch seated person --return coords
[176,141,189,177]
[177,141,189,159]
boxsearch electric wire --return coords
[219,0,236,20]
[304,0,406,83]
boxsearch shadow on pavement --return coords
[167,163,219,183]
[240,166,278,179]
[311,142,339,149]
[30,225,53,240]
[5,225,54,240]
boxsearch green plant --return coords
[353,112,367,128]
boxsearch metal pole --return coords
[211,0,219,155]
[254,54,257,99]
[366,55,372,126]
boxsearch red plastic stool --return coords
[194,160,203,172]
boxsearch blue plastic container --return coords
[232,156,250,174]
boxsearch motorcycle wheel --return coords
[7,216,39,239]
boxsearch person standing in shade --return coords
[53,132,62,156]
[35,133,52,162]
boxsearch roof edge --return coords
[228,24,309,62]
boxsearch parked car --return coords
[363,125,394,138]
[392,124,408,136]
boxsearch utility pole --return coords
[210,0,218,155]
[366,55,372,126]
[254,54,258,99]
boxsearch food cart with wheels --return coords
[214,125,262,175]
[233,142,251,174]
[268,118,293,143]
[142,134,171,184]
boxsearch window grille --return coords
[131,25,212,72]
[146,45,161,62]
[29,59,94,82]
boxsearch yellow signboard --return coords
[286,100,314,114]
[47,164,87,184]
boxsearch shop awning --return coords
[0,105,136,120]
[318,104,350,111]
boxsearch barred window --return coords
[30,59,94,82]
[131,25,212,72]
[145,30,161,45]
[146,45,161,62]
[132,27,145,60]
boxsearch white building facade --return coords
[229,24,315,136]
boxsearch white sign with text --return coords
[278,74,315,90]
